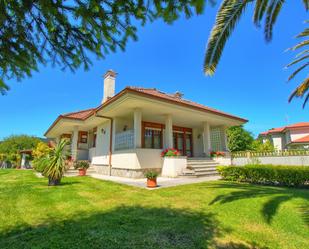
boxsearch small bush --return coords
[74,160,90,170]
[145,171,158,179]
[217,164,309,187]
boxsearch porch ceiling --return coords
[96,93,245,128]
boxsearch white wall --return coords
[290,128,309,141]
[232,156,309,166]
[91,148,162,169]
[95,121,111,157]
[271,134,283,150]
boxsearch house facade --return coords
[259,123,309,150]
[45,70,247,177]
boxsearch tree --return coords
[0,135,41,154]
[0,0,207,94]
[32,141,51,159]
[0,135,41,167]
[204,0,309,107]
[251,139,274,152]
[226,125,254,152]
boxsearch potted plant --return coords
[74,160,90,176]
[210,151,225,158]
[42,139,69,186]
[145,171,159,188]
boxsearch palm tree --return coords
[42,139,69,186]
[287,23,309,107]
[204,0,309,107]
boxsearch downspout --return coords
[95,112,113,176]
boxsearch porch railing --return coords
[232,150,309,158]
[115,130,134,150]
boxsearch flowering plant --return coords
[210,151,225,157]
[161,148,181,157]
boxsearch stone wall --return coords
[92,165,161,178]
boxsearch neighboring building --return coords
[45,70,247,177]
[259,122,309,150]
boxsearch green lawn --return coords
[0,170,308,249]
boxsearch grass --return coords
[0,170,308,249]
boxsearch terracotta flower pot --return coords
[78,168,87,176]
[147,178,157,188]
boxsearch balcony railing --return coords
[115,130,134,151]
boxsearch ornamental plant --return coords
[161,148,180,157]
[210,151,225,157]
[74,160,90,170]
[145,171,159,180]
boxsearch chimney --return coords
[102,70,117,103]
[174,91,184,99]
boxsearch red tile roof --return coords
[62,108,96,120]
[286,122,309,129]
[291,135,309,143]
[45,87,247,136]
[260,122,309,136]
[126,87,247,122]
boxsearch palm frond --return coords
[290,40,309,51]
[287,62,309,81]
[286,55,309,68]
[253,0,269,26]
[265,0,285,42]
[303,92,309,107]
[289,77,309,107]
[295,49,309,58]
[204,0,252,75]
[296,27,309,38]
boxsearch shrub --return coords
[210,151,225,157]
[217,164,309,187]
[161,148,180,157]
[74,160,90,170]
[32,156,50,173]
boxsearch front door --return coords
[173,131,193,157]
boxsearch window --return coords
[142,122,163,149]
[78,131,88,143]
[210,128,222,151]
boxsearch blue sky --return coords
[0,1,307,140]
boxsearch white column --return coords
[203,122,211,156]
[134,109,142,148]
[71,126,79,161]
[165,115,173,148]
[21,153,27,169]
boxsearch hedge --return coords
[217,164,309,187]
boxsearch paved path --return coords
[89,173,221,189]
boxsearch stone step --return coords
[193,168,217,172]
[194,171,220,177]
[187,161,219,166]
[187,164,219,168]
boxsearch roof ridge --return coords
[62,108,95,117]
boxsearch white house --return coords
[259,122,309,150]
[45,70,247,177]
